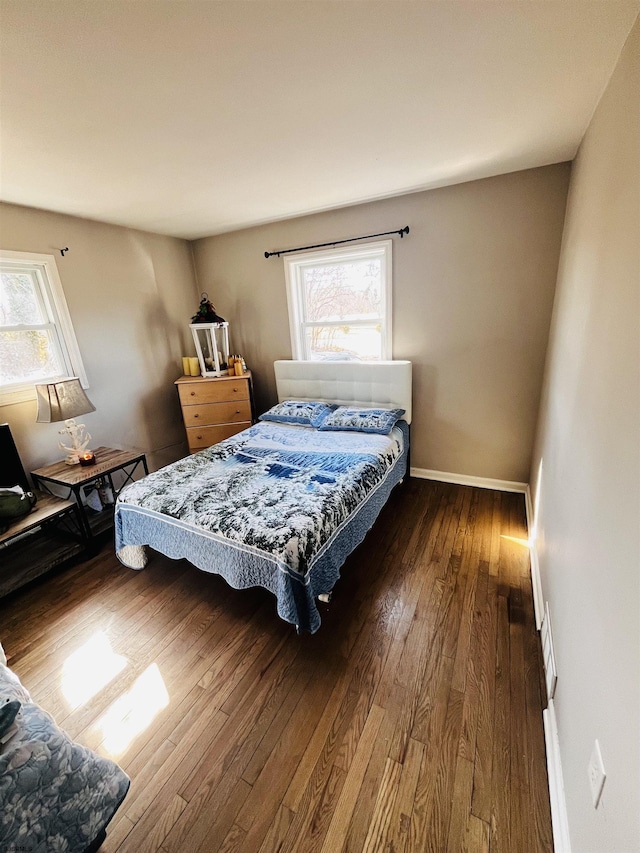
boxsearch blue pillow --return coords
[317,406,405,435]
[259,400,334,427]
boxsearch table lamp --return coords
[35,378,96,465]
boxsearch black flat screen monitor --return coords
[0,423,29,491]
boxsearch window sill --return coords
[0,386,38,407]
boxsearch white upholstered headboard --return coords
[274,360,412,424]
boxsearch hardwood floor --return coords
[0,479,553,852]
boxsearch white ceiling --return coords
[1,1,638,240]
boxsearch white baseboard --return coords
[526,494,570,849]
[410,467,527,494]
[543,699,572,852]
[525,485,544,631]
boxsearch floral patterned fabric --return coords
[0,663,130,853]
[115,421,408,632]
[317,406,406,434]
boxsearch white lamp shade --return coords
[35,378,95,423]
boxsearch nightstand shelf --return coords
[0,492,84,598]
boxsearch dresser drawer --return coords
[187,422,250,451]
[182,400,252,428]
[178,377,250,406]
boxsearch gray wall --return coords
[530,19,639,852]
[0,202,199,473]
[192,165,570,482]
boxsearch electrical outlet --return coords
[588,740,606,808]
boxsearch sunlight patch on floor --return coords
[61,631,127,708]
[96,663,169,758]
[500,534,531,548]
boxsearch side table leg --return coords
[72,485,94,545]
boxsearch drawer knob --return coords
[233,387,238,392]
[190,391,196,396]
[236,409,240,414]
[194,413,199,418]
[197,435,202,440]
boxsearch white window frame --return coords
[284,239,393,361]
[0,250,89,405]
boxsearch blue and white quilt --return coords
[115,420,408,633]
[0,662,129,853]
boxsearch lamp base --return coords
[59,419,92,465]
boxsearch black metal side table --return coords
[31,446,148,545]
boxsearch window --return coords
[0,250,88,404]
[284,240,392,361]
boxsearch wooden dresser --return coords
[175,372,254,453]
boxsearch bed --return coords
[115,360,412,633]
[0,642,129,853]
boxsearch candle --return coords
[189,357,201,376]
[79,451,96,466]
[182,356,190,376]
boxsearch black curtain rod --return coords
[264,226,409,259]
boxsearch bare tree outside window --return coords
[0,251,88,404]
[286,244,391,361]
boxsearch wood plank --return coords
[488,491,502,577]
[411,643,455,747]
[163,644,306,852]
[466,815,490,853]
[361,757,402,853]
[256,805,295,853]
[486,595,511,852]
[342,707,399,853]
[191,780,253,853]
[468,574,497,817]
[422,688,465,853]
[382,737,425,853]
[320,704,385,853]
[445,755,474,853]
[280,764,346,853]
[278,621,397,853]
[236,666,334,841]
[135,793,188,853]
[98,813,135,852]
[281,674,352,813]
[0,479,553,853]
[409,658,456,849]
[217,824,247,853]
